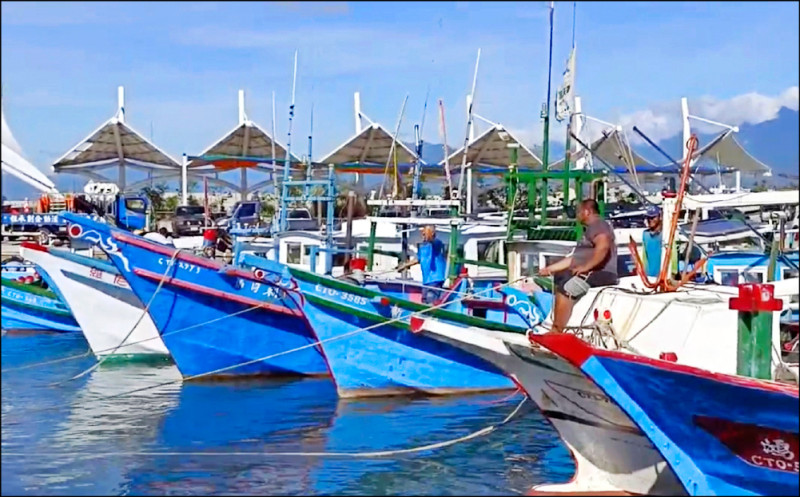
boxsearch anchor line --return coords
[8,276,528,414]
[51,247,184,386]
[1,396,528,460]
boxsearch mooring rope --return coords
[0,395,527,460]
[5,276,528,416]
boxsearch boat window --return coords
[718,269,740,286]
[286,243,302,264]
[782,267,799,280]
[477,240,502,264]
[302,245,313,266]
[741,270,764,284]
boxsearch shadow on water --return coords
[2,332,574,495]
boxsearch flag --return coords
[555,48,576,122]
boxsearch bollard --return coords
[728,283,783,380]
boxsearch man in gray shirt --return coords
[540,199,618,333]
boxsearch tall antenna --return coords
[280,50,299,232]
[271,91,277,194]
[541,2,555,169]
[456,48,481,212]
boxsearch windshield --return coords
[176,206,205,216]
[288,210,312,219]
[236,203,257,217]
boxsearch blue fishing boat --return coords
[1,276,80,332]
[239,253,543,398]
[61,212,328,379]
[532,332,799,496]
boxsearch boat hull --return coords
[61,213,328,379]
[535,333,800,496]
[416,318,685,495]
[242,254,515,398]
[1,281,80,333]
[19,242,169,358]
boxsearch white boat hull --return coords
[416,320,684,495]
[21,246,169,357]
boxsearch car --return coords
[170,205,208,236]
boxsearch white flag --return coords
[555,48,576,122]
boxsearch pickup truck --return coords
[276,208,319,232]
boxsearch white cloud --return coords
[615,86,799,144]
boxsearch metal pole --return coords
[540,2,555,225]
[344,190,355,269]
[271,91,278,195]
[367,220,377,271]
[731,283,781,380]
[280,50,298,232]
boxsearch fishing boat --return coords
[238,252,537,398]
[18,242,170,359]
[1,271,80,333]
[532,332,799,496]
[61,212,328,379]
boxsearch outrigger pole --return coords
[412,86,430,201]
[439,99,454,200]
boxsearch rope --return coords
[50,248,184,385]
[1,396,527,460]
[10,276,528,415]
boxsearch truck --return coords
[1,187,149,244]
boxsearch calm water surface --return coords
[1,331,574,495]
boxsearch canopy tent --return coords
[2,99,57,194]
[684,129,771,174]
[548,128,655,171]
[317,122,419,167]
[440,125,542,170]
[51,87,181,192]
[185,90,303,198]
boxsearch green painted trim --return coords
[304,293,410,332]
[1,295,73,318]
[289,267,527,334]
[2,278,59,300]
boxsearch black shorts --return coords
[553,270,619,299]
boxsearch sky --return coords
[2,0,799,179]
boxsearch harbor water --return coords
[1,331,574,495]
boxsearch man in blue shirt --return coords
[642,206,663,278]
[400,225,448,304]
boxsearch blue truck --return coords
[1,193,149,244]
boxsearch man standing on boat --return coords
[398,225,448,305]
[539,199,618,333]
[642,206,663,278]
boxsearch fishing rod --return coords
[439,99,453,199]
[632,126,799,271]
[378,95,409,200]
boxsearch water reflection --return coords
[3,333,574,495]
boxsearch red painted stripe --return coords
[112,232,220,270]
[19,241,48,253]
[132,267,301,318]
[531,333,799,396]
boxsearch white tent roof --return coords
[441,125,542,169]
[549,128,655,170]
[2,100,57,194]
[687,129,771,174]
[52,114,180,173]
[317,122,419,165]
[187,120,300,170]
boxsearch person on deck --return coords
[398,225,448,305]
[539,199,618,333]
[642,206,663,278]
